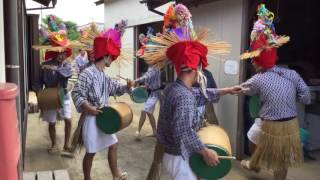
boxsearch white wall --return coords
[0,0,5,82]
[104,0,163,28]
[191,0,244,154]
[103,0,162,80]
[105,27,134,83]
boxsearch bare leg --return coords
[147,113,157,135]
[241,141,260,172]
[274,169,288,180]
[64,119,72,150]
[48,122,56,147]
[83,153,95,180]
[137,111,147,133]
[108,143,121,180]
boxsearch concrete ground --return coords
[25,95,320,180]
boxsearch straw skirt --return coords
[250,118,303,171]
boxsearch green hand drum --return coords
[130,87,148,103]
[190,125,232,180]
[37,88,65,110]
[96,102,133,134]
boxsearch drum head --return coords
[189,144,232,179]
[96,107,121,134]
[249,95,261,119]
[131,87,148,103]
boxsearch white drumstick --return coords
[218,156,236,160]
[117,75,128,81]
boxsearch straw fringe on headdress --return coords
[141,29,231,68]
[240,35,290,60]
[32,40,85,52]
[80,21,133,63]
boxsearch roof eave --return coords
[95,0,104,6]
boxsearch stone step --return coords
[23,169,70,180]
[53,170,70,180]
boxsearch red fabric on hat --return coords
[44,48,72,61]
[106,38,120,61]
[166,41,208,75]
[251,33,278,69]
[93,37,120,61]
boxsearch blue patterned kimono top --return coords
[157,79,220,159]
[241,66,311,120]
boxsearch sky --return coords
[26,0,104,26]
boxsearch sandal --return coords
[47,146,59,154]
[119,172,127,180]
[61,147,74,158]
[240,160,260,173]
[114,172,127,180]
[135,131,142,141]
[146,133,156,138]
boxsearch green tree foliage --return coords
[41,15,80,41]
[64,21,80,40]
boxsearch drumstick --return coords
[117,75,129,81]
[218,156,236,160]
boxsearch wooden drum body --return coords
[130,87,148,103]
[189,125,232,180]
[96,102,133,134]
[37,88,65,110]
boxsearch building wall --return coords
[103,0,163,28]
[105,27,134,83]
[103,0,157,80]
[0,0,5,82]
[191,0,244,154]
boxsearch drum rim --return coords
[189,144,232,179]
[114,102,134,127]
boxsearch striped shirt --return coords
[157,79,220,159]
[72,64,129,112]
[134,67,161,97]
[242,66,311,120]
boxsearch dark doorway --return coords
[135,21,175,85]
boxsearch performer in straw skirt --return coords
[141,4,239,180]
[72,20,132,180]
[238,4,311,180]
